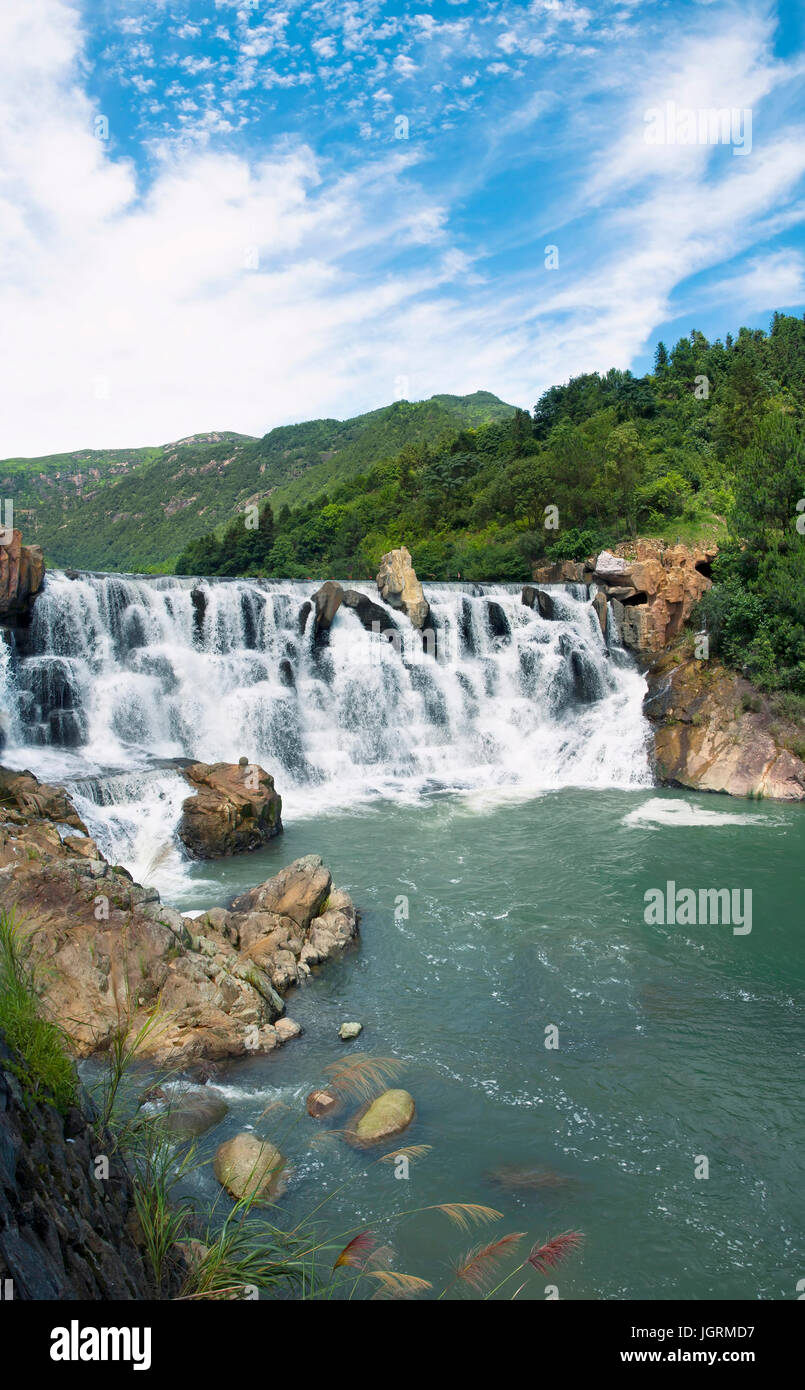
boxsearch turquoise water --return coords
[167,785,804,1301]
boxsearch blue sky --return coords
[1,0,804,454]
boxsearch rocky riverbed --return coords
[0,764,358,1066]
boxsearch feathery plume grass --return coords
[378,1144,432,1164]
[451,1233,526,1294]
[428,1202,502,1231]
[322,1053,406,1101]
[366,1270,432,1300]
[333,1230,376,1270]
[527,1230,584,1275]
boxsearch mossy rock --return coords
[351,1089,415,1146]
[213,1133,286,1201]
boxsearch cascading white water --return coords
[1,571,652,888]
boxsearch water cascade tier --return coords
[0,572,651,885]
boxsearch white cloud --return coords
[0,0,803,459]
[312,35,337,59]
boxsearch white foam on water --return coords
[2,572,653,891]
[623,796,774,828]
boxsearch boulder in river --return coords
[339,1021,362,1040]
[486,600,510,638]
[231,852,330,924]
[306,1088,341,1119]
[311,580,344,639]
[342,588,400,638]
[592,590,608,635]
[535,589,558,621]
[159,1087,228,1139]
[349,1089,415,1146]
[376,547,430,629]
[213,1133,286,1201]
[177,761,282,858]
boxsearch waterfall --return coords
[1,571,651,886]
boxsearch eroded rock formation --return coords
[0,1033,160,1298]
[645,648,805,800]
[533,540,716,661]
[376,546,430,629]
[0,531,45,623]
[0,772,358,1065]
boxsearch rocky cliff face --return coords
[533,539,715,662]
[0,530,45,624]
[0,1033,157,1299]
[645,647,805,800]
[0,766,358,1066]
[534,538,805,800]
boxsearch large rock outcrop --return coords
[177,761,282,858]
[376,547,430,630]
[0,531,45,624]
[593,542,715,660]
[645,648,805,800]
[0,1032,159,1299]
[533,540,715,662]
[0,772,358,1065]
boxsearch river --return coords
[1,572,801,1298]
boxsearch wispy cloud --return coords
[0,0,803,455]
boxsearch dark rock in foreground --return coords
[0,1033,161,1299]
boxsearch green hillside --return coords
[3,393,514,573]
[176,313,805,698]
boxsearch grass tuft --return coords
[0,910,77,1115]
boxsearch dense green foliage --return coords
[3,395,513,572]
[177,317,805,645]
[697,407,805,693]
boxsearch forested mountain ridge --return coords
[3,393,514,573]
[176,312,805,697]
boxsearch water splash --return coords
[3,571,652,887]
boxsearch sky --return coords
[1,0,805,457]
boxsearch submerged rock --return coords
[213,1133,286,1201]
[350,1089,415,1145]
[177,760,282,858]
[306,1088,341,1119]
[160,1088,228,1138]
